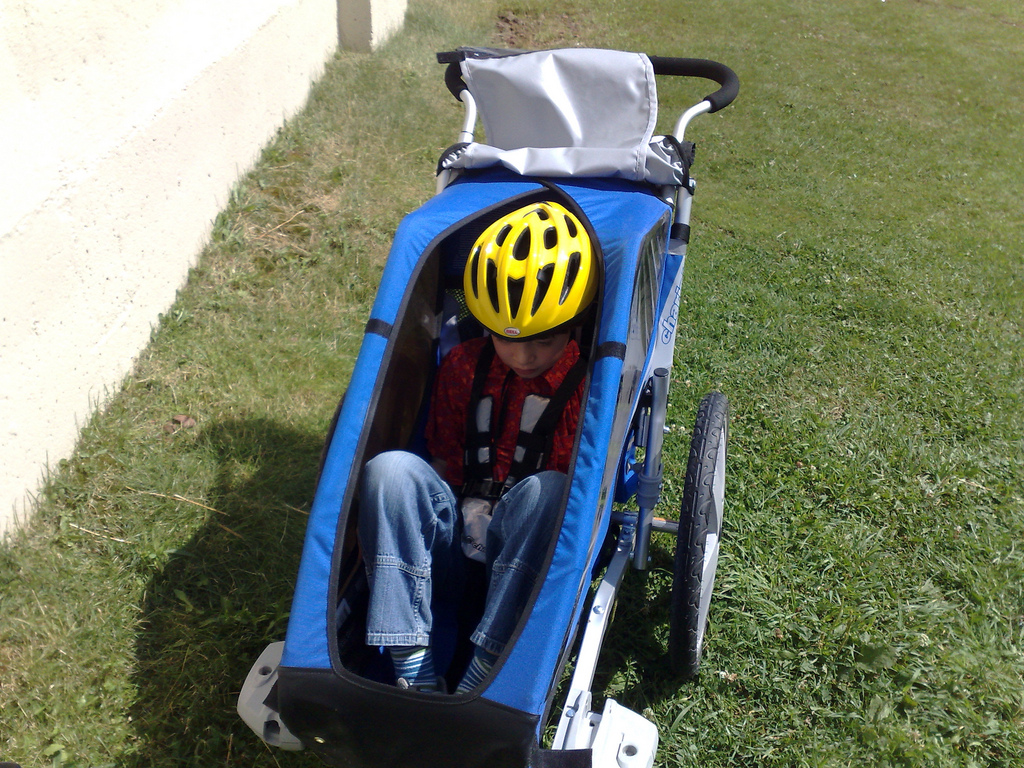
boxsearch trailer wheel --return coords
[669,391,728,679]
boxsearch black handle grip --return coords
[647,56,739,113]
[443,60,468,101]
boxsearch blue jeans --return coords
[358,451,566,656]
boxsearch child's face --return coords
[491,332,571,380]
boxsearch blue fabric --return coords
[281,170,674,719]
[282,330,387,669]
[282,176,545,669]
[482,180,671,714]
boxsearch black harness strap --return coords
[503,356,588,490]
[461,341,587,499]
[462,341,497,490]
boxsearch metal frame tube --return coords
[553,523,634,750]
[633,368,669,569]
[457,90,477,143]
[673,100,712,143]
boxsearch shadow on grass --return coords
[120,416,696,765]
[124,417,329,767]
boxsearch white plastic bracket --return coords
[236,642,304,751]
[590,699,659,768]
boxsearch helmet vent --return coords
[468,247,481,299]
[533,264,554,314]
[512,230,531,261]
[507,276,525,317]
[464,200,594,336]
[486,260,500,312]
[560,251,582,304]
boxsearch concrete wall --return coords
[339,0,409,51]
[0,0,406,536]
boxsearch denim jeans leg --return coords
[471,471,567,655]
[358,451,461,648]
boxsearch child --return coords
[358,201,598,693]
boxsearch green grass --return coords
[2,0,1022,766]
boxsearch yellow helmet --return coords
[464,201,597,340]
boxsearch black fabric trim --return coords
[437,47,529,64]
[671,222,691,243]
[278,666,540,768]
[658,135,695,186]
[528,358,588,437]
[364,318,393,338]
[530,748,593,768]
[596,341,627,360]
[437,142,471,174]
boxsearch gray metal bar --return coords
[632,368,669,569]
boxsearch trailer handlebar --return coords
[647,56,739,113]
[439,51,738,113]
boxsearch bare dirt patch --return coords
[494,9,587,49]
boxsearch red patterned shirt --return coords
[427,337,584,489]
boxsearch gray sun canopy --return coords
[440,47,690,186]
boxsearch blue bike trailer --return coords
[237,47,738,768]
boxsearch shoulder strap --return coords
[504,356,588,490]
[462,341,497,491]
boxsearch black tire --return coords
[669,391,728,679]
